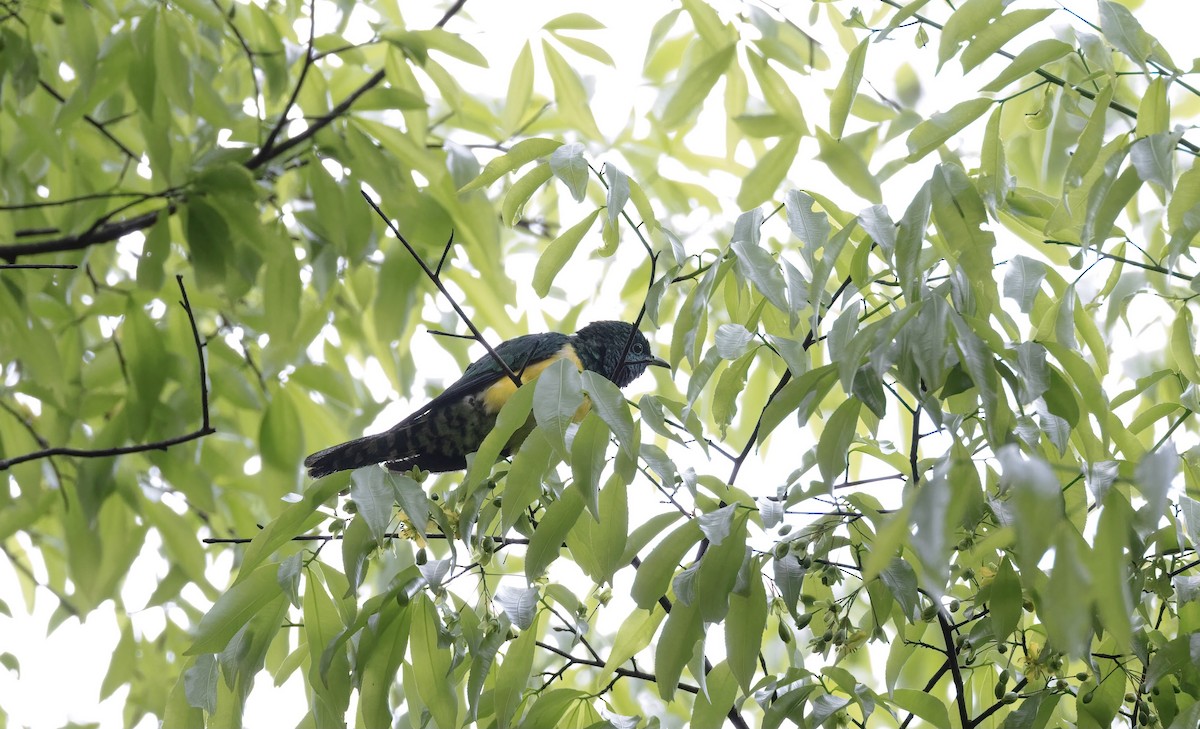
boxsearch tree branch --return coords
[937,609,972,729]
[876,0,1199,155]
[0,276,214,471]
[360,193,524,388]
[0,1,472,261]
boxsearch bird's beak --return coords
[648,356,670,370]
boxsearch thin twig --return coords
[202,530,530,545]
[38,80,139,162]
[360,191,523,387]
[0,264,77,270]
[247,0,317,167]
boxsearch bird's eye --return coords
[632,342,644,354]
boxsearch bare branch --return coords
[360,190,524,388]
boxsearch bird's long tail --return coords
[304,430,410,479]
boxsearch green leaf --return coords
[526,486,583,580]
[503,429,556,531]
[389,472,431,536]
[937,0,1003,70]
[551,32,615,67]
[502,162,554,226]
[599,608,665,684]
[349,468,394,547]
[758,364,838,446]
[746,50,807,130]
[893,688,952,729]
[1093,491,1133,651]
[183,653,218,714]
[816,129,882,203]
[737,134,800,210]
[906,98,992,161]
[655,597,703,700]
[1172,306,1200,383]
[580,370,637,458]
[237,477,345,578]
[691,661,739,729]
[879,558,920,621]
[494,612,539,728]
[411,594,458,729]
[543,12,606,31]
[731,240,789,314]
[533,358,584,459]
[541,41,602,138]
[989,558,1022,642]
[1098,0,1154,65]
[532,208,601,297]
[817,398,862,487]
[465,381,536,490]
[960,8,1054,73]
[695,514,748,622]
[661,43,736,128]
[549,142,589,203]
[725,565,767,691]
[698,504,737,544]
[495,585,540,630]
[501,42,535,134]
[997,445,1064,576]
[570,412,609,520]
[631,519,703,609]
[604,163,630,226]
[460,137,562,193]
[1003,256,1046,313]
[1135,442,1176,532]
[187,564,282,655]
[715,323,754,359]
[981,39,1073,92]
[829,39,868,138]
[568,474,630,585]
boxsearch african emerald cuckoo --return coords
[304,321,667,477]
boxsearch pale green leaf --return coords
[532,209,601,297]
[737,134,800,210]
[906,98,992,161]
[661,43,736,128]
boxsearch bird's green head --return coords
[573,321,669,387]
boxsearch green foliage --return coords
[5,1,1200,728]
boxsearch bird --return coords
[304,321,668,478]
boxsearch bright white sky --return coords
[3,1,1198,727]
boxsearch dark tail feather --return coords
[304,430,409,479]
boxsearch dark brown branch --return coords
[0,191,155,212]
[876,0,1199,155]
[202,530,530,545]
[0,206,171,263]
[0,264,77,270]
[210,0,265,139]
[967,678,1028,728]
[360,191,524,388]
[1043,239,1194,282]
[728,273,856,484]
[533,640,701,695]
[0,276,214,471]
[0,3,471,261]
[38,80,139,162]
[937,609,971,729]
[247,0,317,167]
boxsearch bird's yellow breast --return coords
[481,344,590,420]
